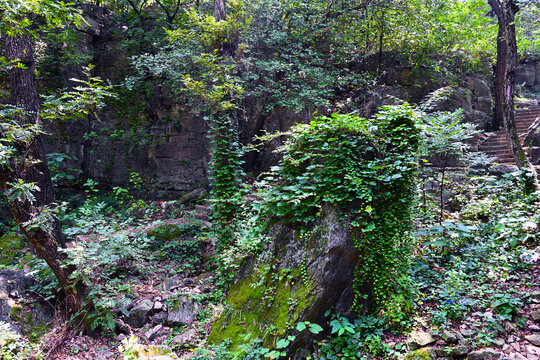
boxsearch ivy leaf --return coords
[276,338,289,349]
[296,322,306,331]
[308,323,323,334]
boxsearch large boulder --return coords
[208,206,361,352]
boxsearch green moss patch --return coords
[0,233,23,266]
[209,267,316,349]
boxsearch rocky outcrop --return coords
[0,270,54,340]
[208,206,361,354]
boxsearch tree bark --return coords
[214,0,226,21]
[488,0,532,172]
[2,35,90,328]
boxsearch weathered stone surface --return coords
[468,348,502,360]
[152,312,168,325]
[172,328,198,346]
[489,164,516,176]
[406,331,437,350]
[144,325,165,341]
[531,310,540,322]
[167,296,199,326]
[525,335,540,346]
[208,206,361,350]
[441,331,463,344]
[163,275,180,292]
[529,291,540,303]
[0,269,53,339]
[435,346,468,357]
[126,299,154,328]
[516,64,536,87]
[404,347,435,360]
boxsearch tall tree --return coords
[488,0,530,170]
[0,1,91,329]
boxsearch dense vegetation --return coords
[0,0,539,359]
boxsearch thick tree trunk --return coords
[214,0,226,21]
[2,35,90,327]
[488,0,532,172]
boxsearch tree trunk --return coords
[488,0,533,173]
[2,35,90,327]
[214,0,226,21]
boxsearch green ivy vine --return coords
[257,105,421,313]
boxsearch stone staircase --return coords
[478,106,540,165]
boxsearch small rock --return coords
[441,331,462,344]
[503,344,511,352]
[460,329,474,338]
[404,347,435,360]
[125,299,154,328]
[182,278,195,287]
[525,335,540,346]
[435,345,468,357]
[152,312,168,325]
[172,328,198,346]
[114,319,130,334]
[529,291,540,304]
[117,334,126,342]
[144,324,165,341]
[531,310,540,322]
[492,339,505,349]
[154,301,163,311]
[468,348,502,360]
[96,350,115,360]
[164,275,180,292]
[489,164,515,176]
[508,353,527,360]
[167,296,199,326]
[510,342,521,352]
[526,344,540,356]
[126,276,142,285]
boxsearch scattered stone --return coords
[144,325,165,341]
[126,299,154,328]
[489,164,515,176]
[152,312,168,325]
[460,329,474,338]
[154,301,163,311]
[468,348,502,360]
[529,291,540,304]
[117,334,126,342]
[509,353,527,360]
[178,188,207,205]
[163,275,180,292]
[172,328,198,346]
[167,296,199,326]
[510,342,521,352]
[126,276,142,285]
[525,344,540,356]
[182,278,195,287]
[115,319,130,334]
[531,310,540,322]
[406,331,436,350]
[435,345,468,357]
[525,335,540,347]
[404,347,435,360]
[441,331,462,344]
[492,339,505,349]
[503,344,511,352]
[96,350,115,360]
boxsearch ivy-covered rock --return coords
[210,108,421,354]
[208,205,359,351]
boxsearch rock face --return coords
[208,206,361,352]
[0,270,54,340]
[167,296,199,326]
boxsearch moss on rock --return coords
[405,347,436,360]
[0,233,23,266]
[9,302,52,343]
[208,267,316,348]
